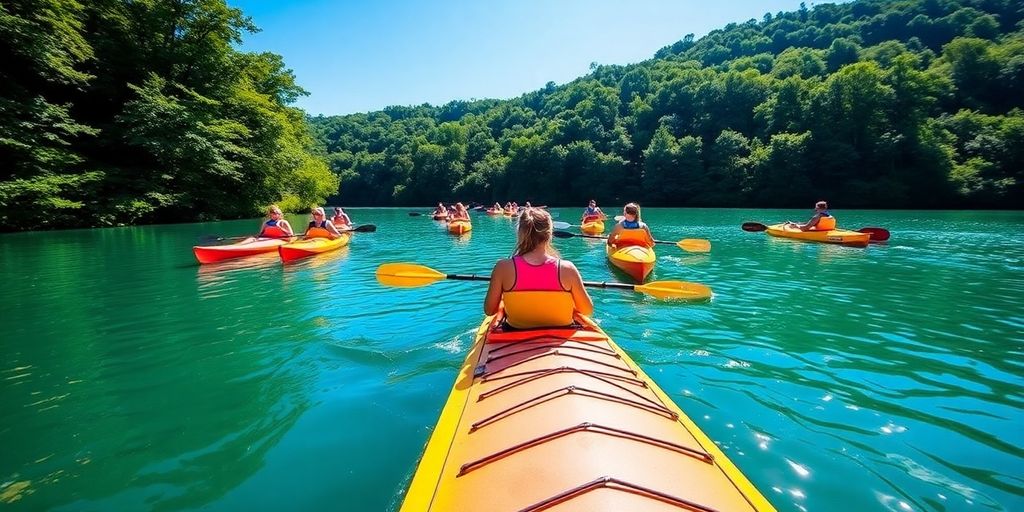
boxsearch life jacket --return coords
[305,225,333,239]
[502,255,574,329]
[585,206,599,216]
[811,211,836,231]
[612,224,653,248]
[261,219,286,238]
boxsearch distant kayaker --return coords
[306,207,344,239]
[493,202,502,211]
[485,208,594,328]
[432,203,447,217]
[582,199,605,222]
[450,203,470,221]
[783,201,836,231]
[607,203,653,247]
[258,205,293,238]
[331,207,352,229]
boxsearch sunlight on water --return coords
[0,208,1021,511]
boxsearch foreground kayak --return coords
[447,220,472,235]
[278,233,350,262]
[765,223,870,247]
[580,217,605,235]
[400,311,776,511]
[193,237,289,264]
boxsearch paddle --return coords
[200,224,377,243]
[551,230,711,253]
[741,222,890,241]
[375,263,712,300]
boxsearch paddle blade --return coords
[376,263,446,288]
[678,238,711,253]
[552,221,572,230]
[614,215,625,222]
[858,227,890,241]
[552,230,577,239]
[349,224,377,233]
[635,281,713,300]
[741,222,768,232]
[408,212,422,217]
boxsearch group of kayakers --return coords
[432,202,471,221]
[257,205,353,240]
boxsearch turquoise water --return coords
[0,208,1021,511]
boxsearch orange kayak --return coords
[447,220,472,235]
[486,209,502,216]
[606,229,656,283]
[278,233,350,262]
[400,311,776,511]
[432,212,449,221]
[581,216,605,235]
[765,224,870,246]
[193,237,289,264]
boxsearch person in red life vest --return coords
[258,205,293,238]
[484,208,593,329]
[783,200,837,231]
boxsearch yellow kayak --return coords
[447,220,472,235]
[278,233,350,262]
[400,310,776,512]
[765,223,869,246]
[580,217,605,235]
[606,229,656,283]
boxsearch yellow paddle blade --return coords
[376,263,446,288]
[634,280,713,300]
[677,238,711,253]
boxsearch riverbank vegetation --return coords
[0,0,337,231]
[313,0,1022,209]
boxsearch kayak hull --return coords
[486,209,502,216]
[606,244,656,283]
[765,224,869,246]
[447,220,472,235]
[278,234,350,262]
[581,219,605,235]
[400,312,776,512]
[193,238,288,264]
[432,213,448,221]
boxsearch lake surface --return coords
[0,208,1021,511]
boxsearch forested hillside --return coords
[313,0,1023,209]
[0,0,338,231]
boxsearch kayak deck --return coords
[606,244,656,283]
[278,233,350,262]
[401,313,775,512]
[765,224,869,246]
[192,237,288,264]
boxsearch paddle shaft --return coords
[208,224,373,241]
[445,273,637,291]
[567,232,677,246]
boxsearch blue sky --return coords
[232,0,815,115]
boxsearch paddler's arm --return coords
[279,220,294,236]
[796,213,822,231]
[484,259,511,315]
[606,223,622,246]
[561,261,594,316]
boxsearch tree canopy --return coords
[313,0,1023,209]
[0,0,337,231]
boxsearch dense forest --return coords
[2,1,1022,232]
[0,0,337,231]
[313,0,1023,209]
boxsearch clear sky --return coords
[231,0,814,116]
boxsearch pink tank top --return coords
[510,255,566,291]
